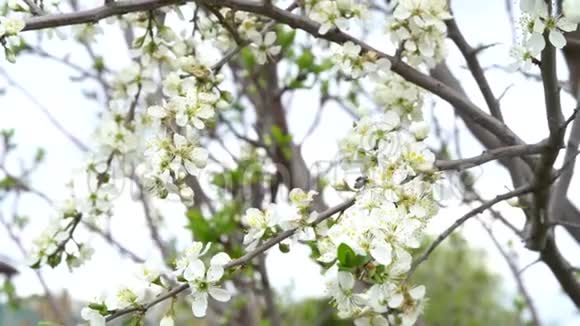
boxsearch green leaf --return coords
[88,302,109,316]
[186,209,216,243]
[336,243,368,270]
[34,147,46,162]
[47,252,63,268]
[186,203,240,244]
[4,47,16,63]
[132,36,145,48]
[311,59,334,74]
[277,28,296,50]
[0,176,17,190]
[296,50,315,70]
[337,243,356,267]
[271,126,292,146]
[279,243,290,253]
[93,56,105,73]
[1,279,19,309]
[320,80,330,98]
[288,79,306,90]
[241,47,257,70]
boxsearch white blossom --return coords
[184,253,232,318]
[242,206,277,250]
[248,31,281,64]
[0,16,25,37]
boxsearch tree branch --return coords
[19,0,523,148]
[526,31,567,250]
[478,219,541,326]
[447,18,503,121]
[435,141,549,171]
[408,182,538,278]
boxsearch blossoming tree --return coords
[1,0,580,325]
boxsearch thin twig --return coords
[478,219,541,326]
[435,141,549,171]
[408,182,538,279]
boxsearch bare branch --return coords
[540,236,580,307]
[478,219,541,326]
[435,141,549,171]
[408,182,538,278]
[258,256,281,326]
[549,104,580,230]
[447,18,503,121]
[526,33,567,250]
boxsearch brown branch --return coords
[526,30,567,250]
[549,103,580,231]
[258,255,281,326]
[435,141,549,171]
[23,0,45,15]
[23,0,184,31]
[208,0,523,147]
[18,0,523,148]
[447,18,503,121]
[407,182,538,278]
[540,236,580,308]
[478,219,541,326]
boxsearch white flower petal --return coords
[337,271,354,290]
[191,292,208,318]
[264,31,277,46]
[210,252,231,267]
[388,293,404,308]
[370,242,393,266]
[184,259,206,281]
[549,30,567,48]
[409,285,426,300]
[209,286,231,302]
[206,264,224,282]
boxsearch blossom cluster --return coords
[388,0,452,67]
[331,41,392,79]
[141,57,229,204]
[510,0,578,71]
[29,18,166,267]
[81,243,231,325]
[81,262,166,326]
[373,72,425,126]
[306,0,368,35]
[241,188,319,250]
[0,15,25,62]
[320,104,438,325]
